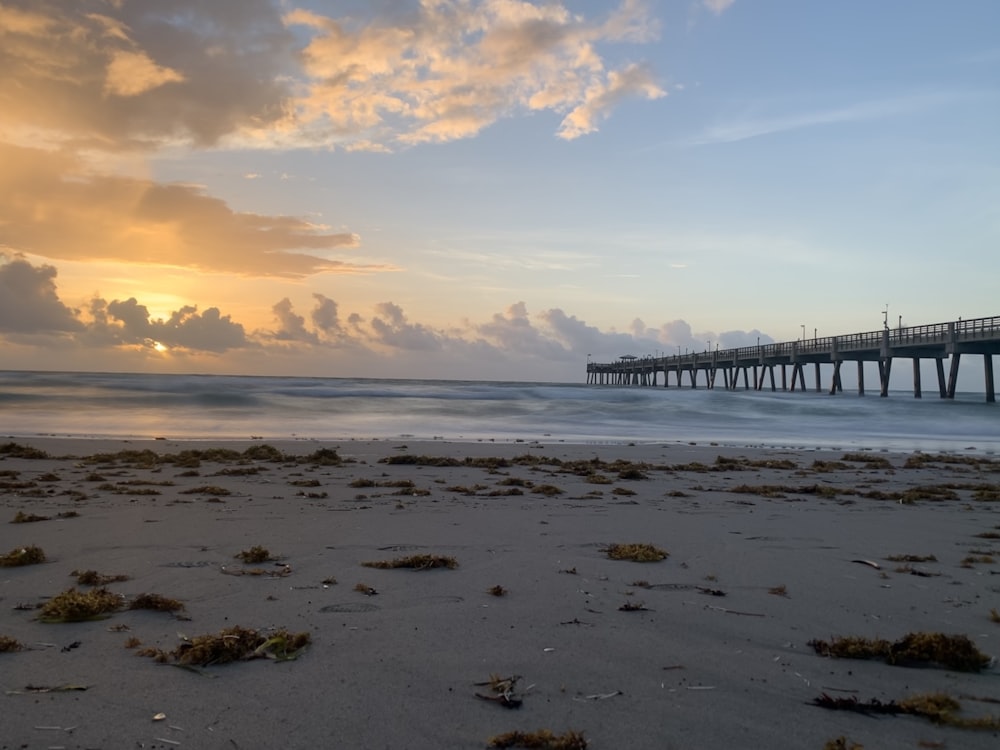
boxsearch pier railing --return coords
[586,315,1000,401]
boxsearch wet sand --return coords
[1,437,999,749]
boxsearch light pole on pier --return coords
[800,324,805,341]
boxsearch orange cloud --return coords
[0,143,374,277]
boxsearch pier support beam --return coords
[829,361,842,395]
[878,358,893,397]
[986,354,995,403]
[858,361,865,396]
[912,358,922,398]
[814,363,821,392]
[935,358,946,398]
[947,353,961,398]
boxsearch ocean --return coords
[0,370,996,452]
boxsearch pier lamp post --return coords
[706,340,710,353]
[800,324,805,341]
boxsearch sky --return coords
[1,0,998,383]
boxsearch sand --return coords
[1,437,999,750]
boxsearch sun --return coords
[152,341,169,353]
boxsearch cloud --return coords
[0,0,295,150]
[0,142,376,277]
[281,0,665,147]
[702,0,736,16]
[86,296,249,353]
[685,93,963,146]
[0,254,83,333]
[0,1,664,153]
[0,256,777,373]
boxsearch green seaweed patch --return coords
[72,569,131,585]
[811,460,852,473]
[488,729,587,749]
[0,635,25,653]
[822,737,862,750]
[730,483,840,499]
[808,632,992,672]
[605,543,668,562]
[715,455,798,470]
[813,691,1000,730]
[362,554,458,570]
[0,545,46,567]
[129,593,185,613]
[11,511,49,523]
[38,587,123,623]
[142,626,310,666]
[299,447,342,465]
[531,484,563,496]
[235,545,276,564]
[180,485,231,496]
[904,452,1000,470]
[840,452,893,469]
[0,442,51,459]
[961,555,995,567]
[885,554,937,563]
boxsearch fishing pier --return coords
[586,315,1000,402]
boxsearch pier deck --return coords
[586,316,1000,402]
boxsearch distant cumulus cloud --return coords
[0,143,376,278]
[0,1,664,153]
[0,256,777,371]
[702,0,736,16]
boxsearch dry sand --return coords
[1,437,999,750]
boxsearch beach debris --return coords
[961,554,995,567]
[354,583,378,595]
[706,605,765,617]
[886,554,937,563]
[125,636,142,648]
[7,684,88,694]
[487,729,587,749]
[0,545,46,567]
[812,691,1000,729]
[129,593,185,614]
[0,442,50,459]
[990,608,1000,623]
[488,584,508,597]
[768,584,789,597]
[38,587,123,623]
[822,737,863,750]
[0,635,25,652]
[604,543,668,562]
[531,484,564,496]
[61,640,81,652]
[153,713,167,721]
[140,625,310,666]
[841,452,893,469]
[235,545,275,563]
[559,567,577,575]
[618,601,650,612]
[808,632,992,672]
[361,554,458,570]
[11,511,49,523]
[573,690,622,701]
[71,569,131,585]
[850,559,881,570]
[322,576,338,586]
[697,586,727,597]
[221,563,292,578]
[474,674,523,709]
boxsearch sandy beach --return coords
[2,437,999,749]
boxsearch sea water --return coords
[0,370,997,452]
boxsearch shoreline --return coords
[2,437,998,748]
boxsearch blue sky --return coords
[1,0,997,382]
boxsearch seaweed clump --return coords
[142,626,310,666]
[605,543,668,562]
[0,635,25,653]
[1,545,46,567]
[808,632,992,672]
[38,587,123,623]
[129,593,185,613]
[72,569,130,585]
[361,554,458,570]
[488,729,587,749]
[236,545,275,563]
[813,691,1000,730]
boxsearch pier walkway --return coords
[586,315,1000,402]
